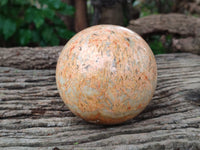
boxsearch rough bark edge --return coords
[0,46,62,70]
[127,13,200,54]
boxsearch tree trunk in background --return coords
[60,0,75,31]
[91,0,139,26]
[74,0,88,32]
[100,2,124,25]
[126,0,140,21]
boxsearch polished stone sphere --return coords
[56,25,157,125]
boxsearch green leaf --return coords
[42,28,54,42]
[42,27,59,45]
[25,7,44,28]
[55,28,66,39]
[34,15,44,28]
[60,5,75,16]
[50,36,59,45]
[3,19,16,40]
[0,0,8,6]
[40,40,46,46]
[149,40,165,55]
[25,7,34,23]
[13,0,32,5]
[19,29,31,45]
[0,15,4,31]
[52,1,62,9]
[56,27,75,39]
[32,30,40,43]
[42,7,55,19]
[53,16,64,25]
[46,0,63,9]
[0,0,74,46]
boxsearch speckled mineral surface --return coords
[56,25,157,125]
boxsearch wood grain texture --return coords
[0,46,62,70]
[127,13,200,54]
[0,53,200,150]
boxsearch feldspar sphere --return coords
[56,25,157,125]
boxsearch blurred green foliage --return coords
[147,34,173,55]
[0,0,75,47]
[148,36,166,55]
[133,0,174,17]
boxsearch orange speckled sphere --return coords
[56,25,157,125]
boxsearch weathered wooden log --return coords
[128,13,200,54]
[0,46,62,70]
[0,52,200,150]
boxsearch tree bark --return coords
[74,0,88,32]
[128,13,200,54]
[0,46,62,69]
[60,0,75,31]
[91,0,139,26]
[0,51,200,149]
[99,2,124,26]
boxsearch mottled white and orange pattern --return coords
[56,25,157,125]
